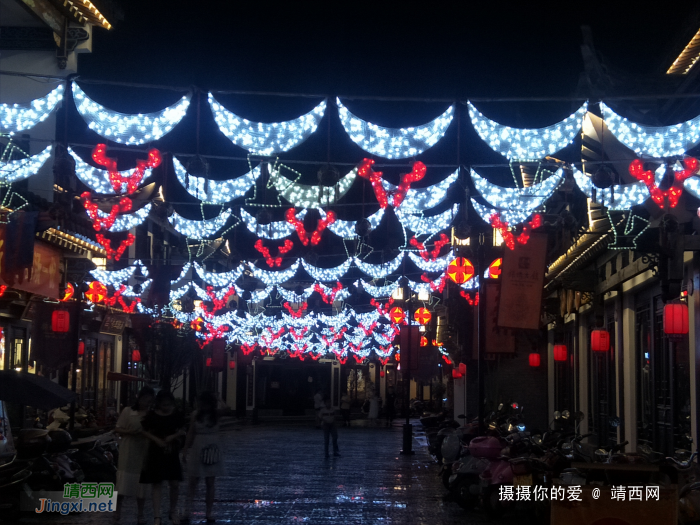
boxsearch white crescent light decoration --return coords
[208,93,326,155]
[169,209,232,239]
[397,204,459,236]
[572,169,648,210]
[251,260,300,285]
[302,258,352,281]
[381,170,458,213]
[173,158,260,203]
[0,85,64,134]
[194,262,244,288]
[353,253,404,279]
[336,98,454,159]
[100,203,152,232]
[355,280,397,299]
[68,147,157,194]
[468,101,588,160]
[0,145,52,183]
[72,82,190,145]
[470,168,563,223]
[471,199,530,227]
[408,251,452,273]
[327,209,385,239]
[600,102,700,158]
[270,166,357,208]
[683,177,700,200]
[277,284,314,302]
[240,209,295,239]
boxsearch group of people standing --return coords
[113,387,225,525]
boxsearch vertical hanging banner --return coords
[399,325,420,372]
[497,233,547,330]
[473,281,515,357]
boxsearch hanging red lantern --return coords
[132,350,141,362]
[451,369,463,379]
[664,303,689,338]
[78,341,85,356]
[380,370,385,378]
[229,359,236,370]
[414,307,432,325]
[389,306,405,324]
[206,357,212,367]
[447,257,475,284]
[553,345,568,362]
[60,283,75,302]
[420,336,428,347]
[51,310,70,333]
[85,281,107,303]
[488,258,503,279]
[591,329,611,352]
[529,353,541,367]
[459,362,467,375]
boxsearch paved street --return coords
[14,419,509,524]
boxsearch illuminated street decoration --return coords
[337,98,454,159]
[69,147,159,194]
[72,82,190,145]
[468,101,587,160]
[251,259,300,285]
[270,165,357,208]
[572,168,648,210]
[81,192,133,231]
[194,262,244,288]
[608,209,650,250]
[103,203,152,232]
[240,209,294,239]
[628,157,699,208]
[381,170,458,212]
[600,102,700,157]
[173,158,260,203]
[488,258,502,279]
[328,209,385,239]
[208,93,326,155]
[392,162,427,207]
[397,204,459,236]
[85,281,108,303]
[414,307,432,325]
[169,209,233,239]
[446,257,474,284]
[390,307,405,324]
[354,253,403,278]
[0,84,64,134]
[302,258,352,281]
[285,208,335,246]
[96,233,135,261]
[357,158,389,208]
[408,251,451,273]
[0,145,52,183]
[355,280,397,298]
[254,239,294,267]
[92,143,162,194]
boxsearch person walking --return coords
[340,391,351,427]
[139,390,187,525]
[313,389,324,428]
[183,392,225,523]
[319,398,340,458]
[113,386,155,524]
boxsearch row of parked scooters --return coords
[421,403,700,524]
[0,425,119,520]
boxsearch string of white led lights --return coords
[169,209,232,239]
[69,147,157,194]
[381,170,458,212]
[239,209,294,239]
[396,204,459,236]
[0,145,52,183]
[269,165,357,208]
[572,168,648,210]
[173,157,260,203]
[99,203,152,232]
[0,85,64,134]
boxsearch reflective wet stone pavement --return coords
[16,420,507,524]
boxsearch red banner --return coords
[0,237,61,299]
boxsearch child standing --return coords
[319,398,340,458]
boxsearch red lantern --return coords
[414,307,432,325]
[459,362,467,375]
[591,329,611,352]
[452,369,463,379]
[447,257,475,284]
[61,283,75,302]
[529,353,541,367]
[553,345,568,362]
[664,303,689,338]
[51,310,70,333]
[379,370,385,378]
[85,281,107,303]
[78,341,85,356]
[420,336,428,347]
[190,317,205,332]
[229,360,236,370]
[389,307,405,324]
[488,258,503,279]
[132,349,141,362]
[206,357,212,367]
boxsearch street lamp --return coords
[398,276,416,455]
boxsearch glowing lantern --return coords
[420,336,428,347]
[190,317,205,332]
[380,370,385,378]
[663,303,689,338]
[85,281,107,303]
[488,258,503,279]
[51,310,70,333]
[395,352,400,362]
[553,345,568,362]
[447,257,475,284]
[414,307,432,325]
[459,363,467,375]
[78,341,85,356]
[529,353,541,367]
[206,357,212,367]
[452,369,463,379]
[229,360,236,370]
[591,329,611,352]
[132,350,141,362]
[61,283,75,302]
[389,306,405,324]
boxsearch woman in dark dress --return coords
[140,390,186,525]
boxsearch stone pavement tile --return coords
[14,422,516,524]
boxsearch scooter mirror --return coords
[562,410,571,420]
[554,410,561,420]
[498,403,504,411]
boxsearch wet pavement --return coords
[16,419,507,524]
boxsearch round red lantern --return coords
[380,370,385,378]
[459,362,467,375]
[414,307,432,325]
[78,341,85,356]
[664,303,689,338]
[529,353,541,367]
[51,310,70,333]
[85,281,107,303]
[420,336,428,347]
[389,306,405,324]
[488,258,503,279]
[452,369,463,379]
[229,359,236,370]
[591,329,610,352]
[553,345,568,362]
[447,257,475,284]
[132,349,141,362]
[61,283,75,302]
